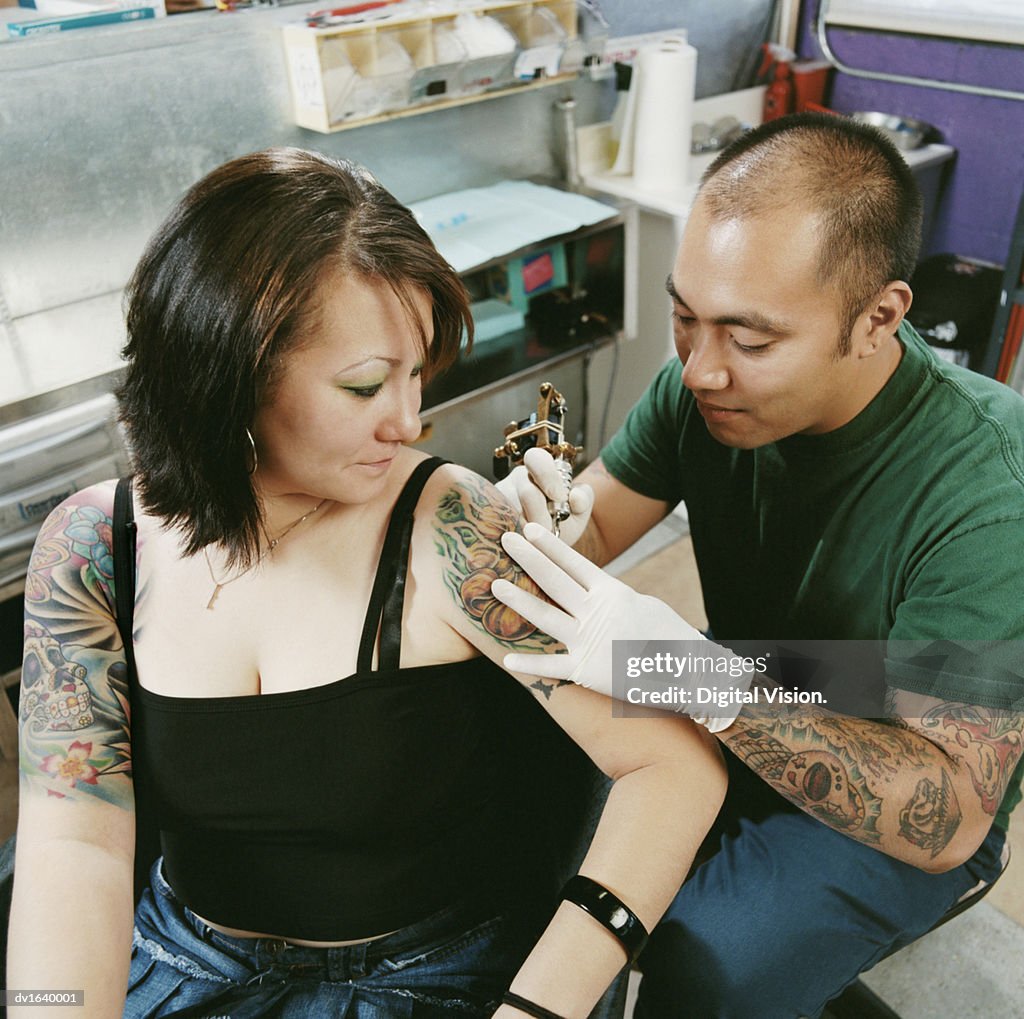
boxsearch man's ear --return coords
[857,282,913,357]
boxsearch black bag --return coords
[908,254,1003,371]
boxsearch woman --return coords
[9,148,725,1018]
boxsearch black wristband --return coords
[501,991,567,1019]
[559,875,649,962]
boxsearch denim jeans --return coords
[633,748,1008,1019]
[125,859,547,1018]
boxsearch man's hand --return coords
[492,523,750,731]
[495,448,594,546]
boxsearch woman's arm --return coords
[8,484,137,1019]
[414,465,727,1019]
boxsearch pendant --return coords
[206,584,223,611]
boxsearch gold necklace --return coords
[203,498,328,611]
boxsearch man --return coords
[492,113,1024,1017]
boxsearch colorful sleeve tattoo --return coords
[19,497,136,810]
[432,474,572,702]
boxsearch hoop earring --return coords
[245,427,258,475]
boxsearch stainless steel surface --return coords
[0,579,25,604]
[691,114,745,154]
[0,370,123,428]
[421,335,616,419]
[0,383,131,587]
[551,456,574,534]
[852,111,933,150]
[691,121,713,153]
[0,5,607,410]
[709,114,745,148]
[555,96,583,189]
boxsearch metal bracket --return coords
[816,0,1024,102]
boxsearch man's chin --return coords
[702,417,771,450]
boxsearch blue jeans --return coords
[125,859,547,1018]
[633,749,1008,1019]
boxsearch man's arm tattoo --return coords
[726,691,1010,859]
[898,772,962,858]
[917,703,1024,816]
[728,716,882,840]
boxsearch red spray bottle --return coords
[757,43,796,121]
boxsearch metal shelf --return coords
[0,369,124,429]
[0,578,25,605]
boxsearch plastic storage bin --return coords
[341,28,413,122]
[405,22,469,103]
[282,0,592,133]
[493,3,567,79]
[449,12,518,95]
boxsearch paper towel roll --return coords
[632,37,697,193]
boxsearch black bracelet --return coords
[501,991,567,1019]
[559,875,649,962]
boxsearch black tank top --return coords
[113,459,593,940]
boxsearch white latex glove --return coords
[492,523,752,733]
[494,447,594,546]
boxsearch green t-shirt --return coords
[602,322,1024,830]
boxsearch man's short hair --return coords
[699,112,923,352]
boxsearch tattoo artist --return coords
[492,113,1024,1018]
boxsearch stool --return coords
[824,840,1013,1019]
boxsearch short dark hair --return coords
[699,112,923,352]
[119,147,472,567]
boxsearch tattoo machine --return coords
[493,382,582,537]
